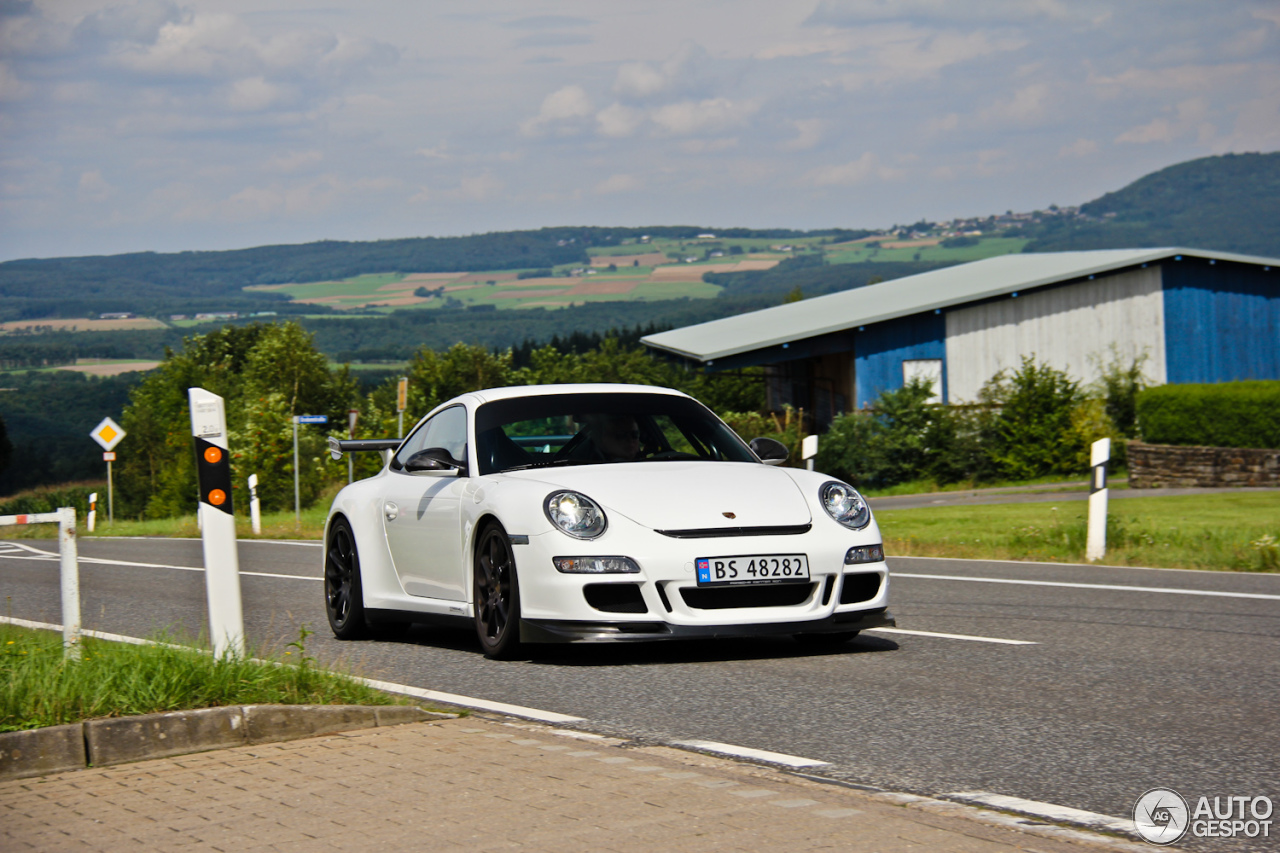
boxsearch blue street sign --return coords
[296,415,328,424]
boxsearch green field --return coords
[876,492,1280,572]
[826,236,1028,265]
[229,235,1024,314]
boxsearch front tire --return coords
[325,518,369,640]
[473,522,521,659]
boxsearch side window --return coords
[392,406,468,470]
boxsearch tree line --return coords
[109,322,767,519]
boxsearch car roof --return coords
[461,383,690,405]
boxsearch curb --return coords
[0,704,456,781]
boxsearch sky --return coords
[1,0,1278,262]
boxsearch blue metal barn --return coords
[641,249,1280,425]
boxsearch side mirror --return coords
[750,437,789,466]
[404,447,466,476]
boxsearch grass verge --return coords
[0,625,400,732]
[0,503,329,540]
[877,492,1280,572]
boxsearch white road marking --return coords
[895,572,1280,601]
[354,677,585,724]
[943,791,1133,835]
[867,627,1038,645]
[673,740,830,768]
[0,542,319,582]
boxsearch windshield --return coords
[474,392,757,475]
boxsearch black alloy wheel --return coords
[473,522,521,658]
[325,518,369,640]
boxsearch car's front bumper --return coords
[520,606,895,643]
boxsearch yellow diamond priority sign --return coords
[90,417,126,452]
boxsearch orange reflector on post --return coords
[208,489,226,506]
[204,446,222,464]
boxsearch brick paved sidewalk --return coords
[2,716,1140,852]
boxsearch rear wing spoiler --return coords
[328,437,402,465]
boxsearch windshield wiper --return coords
[502,458,598,472]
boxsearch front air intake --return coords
[584,583,648,614]
[839,573,882,605]
[680,583,816,610]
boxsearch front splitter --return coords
[520,608,895,643]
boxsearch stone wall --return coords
[1128,441,1280,488]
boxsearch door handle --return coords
[384,501,399,521]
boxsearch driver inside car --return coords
[586,414,643,462]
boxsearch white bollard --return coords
[802,434,819,472]
[248,473,262,535]
[59,507,82,660]
[189,388,245,658]
[1086,438,1111,562]
[87,492,97,533]
[0,508,80,660]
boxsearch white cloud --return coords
[595,173,641,194]
[520,84,593,136]
[806,153,904,187]
[226,77,289,111]
[1116,98,1217,145]
[808,0,1078,26]
[595,103,644,138]
[0,62,31,101]
[650,98,757,136]
[680,137,738,153]
[979,83,1051,124]
[924,113,960,134]
[781,119,824,151]
[415,144,449,160]
[613,62,667,100]
[1058,138,1098,158]
[411,172,506,203]
[77,169,114,203]
[267,150,324,173]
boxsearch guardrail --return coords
[0,507,81,659]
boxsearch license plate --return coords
[695,555,810,586]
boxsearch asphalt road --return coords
[3,536,1277,851]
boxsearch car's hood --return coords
[501,461,812,531]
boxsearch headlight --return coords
[553,556,639,574]
[820,481,871,530]
[544,490,607,539]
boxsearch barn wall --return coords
[853,313,946,408]
[943,266,1167,401]
[1162,259,1280,383]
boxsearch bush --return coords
[984,357,1085,479]
[1137,381,1280,449]
[816,379,977,488]
[0,483,105,517]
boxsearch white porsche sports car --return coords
[324,383,894,658]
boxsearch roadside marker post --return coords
[248,474,261,535]
[396,377,408,438]
[87,492,97,533]
[0,508,81,659]
[347,408,359,484]
[293,415,328,527]
[89,417,126,525]
[1086,437,1111,562]
[802,434,818,472]
[189,387,245,658]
